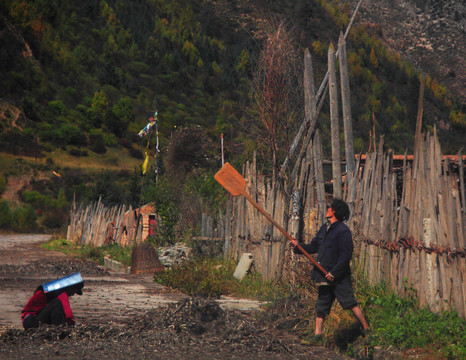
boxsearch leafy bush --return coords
[143,176,180,245]
[128,147,143,159]
[355,277,466,359]
[41,209,68,229]
[68,148,88,157]
[0,200,37,232]
[89,133,107,154]
[103,243,133,266]
[57,123,87,146]
[155,257,238,298]
[12,204,37,232]
[0,200,12,229]
[0,130,42,157]
[154,257,293,301]
[0,173,6,195]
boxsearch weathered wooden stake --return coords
[338,32,356,200]
[328,43,342,198]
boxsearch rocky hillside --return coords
[347,0,465,103]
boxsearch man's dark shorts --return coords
[315,276,357,315]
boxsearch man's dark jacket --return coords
[294,221,353,283]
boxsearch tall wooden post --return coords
[304,48,317,125]
[288,48,317,239]
[328,43,342,198]
[279,0,364,179]
[338,32,356,203]
[458,149,465,215]
[313,130,326,224]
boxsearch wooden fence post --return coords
[328,43,342,198]
[313,130,326,224]
[338,32,356,202]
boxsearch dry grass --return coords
[49,148,141,172]
[1,148,142,175]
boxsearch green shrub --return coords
[0,200,12,229]
[154,257,237,298]
[57,123,87,146]
[12,205,37,232]
[89,133,107,154]
[143,177,180,245]
[102,243,133,266]
[154,257,294,301]
[41,209,68,229]
[0,173,6,196]
[354,275,466,359]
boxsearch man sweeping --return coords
[290,199,370,344]
[21,272,84,329]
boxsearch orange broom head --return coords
[214,162,246,196]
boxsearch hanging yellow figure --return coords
[142,150,150,175]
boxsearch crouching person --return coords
[21,273,84,329]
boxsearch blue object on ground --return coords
[42,272,83,293]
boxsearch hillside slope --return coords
[1,0,465,175]
[347,0,465,103]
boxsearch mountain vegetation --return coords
[0,0,464,235]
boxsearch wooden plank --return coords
[328,43,342,198]
[361,153,375,236]
[395,153,408,241]
[460,257,466,317]
[359,242,367,276]
[438,179,451,248]
[447,176,460,249]
[304,48,317,123]
[371,141,385,241]
[452,257,465,317]
[338,32,355,179]
[313,131,326,224]
[382,151,392,242]
[452,175,465,249]
[397,247,406,295]
[431,252,440,313]
[458,149,465,216]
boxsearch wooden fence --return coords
[354,133,465,317]
[223,132,465,317]
[67,198,143,247]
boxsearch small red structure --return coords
[136,204,158,240]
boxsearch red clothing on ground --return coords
[21,289,75,325]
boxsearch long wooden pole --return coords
[329,43,342,198]
[280,0,364,177]
[338,32,355,177]
[241,191,328,275]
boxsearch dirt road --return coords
[0,234,190,328]
[0,235,350,359]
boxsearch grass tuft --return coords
[41,238,133,266]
